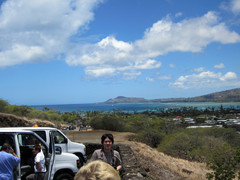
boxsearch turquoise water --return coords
[30,102,240,113]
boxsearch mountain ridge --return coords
[104,88,240,103]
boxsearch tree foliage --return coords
[206,145,240,180]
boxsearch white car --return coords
[0,128,80,180]
[13,127,87,166]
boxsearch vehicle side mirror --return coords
[55,146,62,155]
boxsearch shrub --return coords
[206,145,240,180]
[136,130,165,147]
[157,127,240,162]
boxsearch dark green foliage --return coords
[0,99,9,112]
[89,113,125,131]
[206,145,240,180]
[157,128,240,162]
[4,105,31,116]
[136,129,164,147]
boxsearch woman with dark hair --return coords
[90,134,122,171]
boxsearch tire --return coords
[55,172,73,180]
[74,154,84,167]
[78,156,84,167]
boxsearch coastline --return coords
[30,101,240,113]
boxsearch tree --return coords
[0,99,8,112]
[206,145,240,180]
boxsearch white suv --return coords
[0,128,80,180]
[13,127,87,166]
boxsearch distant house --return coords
[173,116,182,121]
[184,117,195,124]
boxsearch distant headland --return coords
[104,88,240,103]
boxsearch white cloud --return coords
[192,67,205,72]
[231,0,240,14]
[221,0,240,15]
[134,12,240,57]
[169,64,175,68]
[219,72,237,81]
[0,1,240,80]
[122,71,141,80]
[66,12,240,78]
[135,59,161,69]
[0,0,103,67]
[146,77,154,82]
[157,75,172,80]
[66,36,161,78]
[175,12,183,18]
[170,71,240,89]
[214,63,225,69]
[85,67,116,77]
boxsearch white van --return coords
[11,127,87,166]
[0,128,80,180]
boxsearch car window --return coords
[33,131,47,141]
[18,133,48,171]
[0,133,15,151]
[18,133,47,154]
[52,131,66,144]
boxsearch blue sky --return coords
[0,0,240,105]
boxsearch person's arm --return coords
[10,147,18,158]
[36,162,42,171]
[114,151,122,171]
[90,150,99,161]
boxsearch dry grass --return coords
[66,130,210,180]
[128,141,210,180]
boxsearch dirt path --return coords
[65,130,209,180]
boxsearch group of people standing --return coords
[0,143,46,180]
[0,133,122,180]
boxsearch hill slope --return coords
[0,113,55,127]
[104,88,240,103]
[187,88,240,102]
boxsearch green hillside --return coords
[104,88,240,103]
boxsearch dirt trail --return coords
[66,130,209,180]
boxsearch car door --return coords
[17,132,55,180]
[52,130,68,152]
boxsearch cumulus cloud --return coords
[192,67,205,72]
[175,12,183,18]
[0,0,240,80]
[146,77,154,82]
[231,0,240,14]
[221,0,240,15]
[169,64,175,68]
[157,75,172,80]
[214,63,225,69]
[0,0,103,67]
[66,12,240,78]
[134,11,240,57]
[170,71,240,89]
[219,72,237,81]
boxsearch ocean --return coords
[30,102,240,113]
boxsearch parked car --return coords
[69,125,76,130]
[62,126,68,130]
[11,127,87,166]
[0,128,80,180]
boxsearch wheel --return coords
[78,156,84,167]
[54,172,73,180]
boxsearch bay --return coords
[30,102,240,113]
